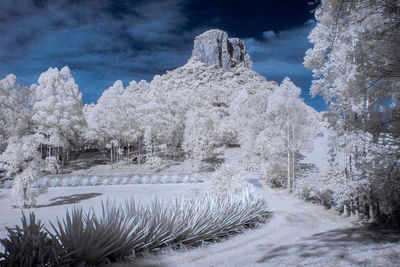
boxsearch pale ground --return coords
[1,148,399,266]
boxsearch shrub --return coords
[70,177,80,187]
[142,176,150,184]
[171,174,179,183]
[4,179,14,189]
[131,175,140,184]
[40,177,49,188]
[0,212,67,266]
[61,178,70,187]
[151,175,160,184]
[102,178,110,186]
[50,177,60,187]
[121,177,129,185]
[33,177,49,189]
[90,176,99,186]
[212,164,246,194]
[161,175,169,184]
[134,176,142,184]
[112,177,120,185]
[147,156,162,168]
[82,178,90,186]
[182,175,190,183]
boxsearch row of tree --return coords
[302,0,400,225]
[0,58,318,208]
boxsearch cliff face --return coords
[191,29,253,70]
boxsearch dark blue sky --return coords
[0,0,325,111]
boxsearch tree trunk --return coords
[368,191,375,223]
[127,144,130,164]
[138,139,141,164]
[287,102,291,193]
[110,144,113,168]
[355,197,360,218]
[343,202,350,217]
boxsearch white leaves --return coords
[32,66,85,147]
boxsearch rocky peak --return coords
[191,29,253,70]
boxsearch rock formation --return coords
[191,29,253,70]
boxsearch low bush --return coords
[90,176,99,186]
[3,179,14,189]
[82,178,90,186]
[49,177,60,187]
[70,177,80,187]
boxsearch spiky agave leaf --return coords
[49,206,135,265]
[0,212,66,266]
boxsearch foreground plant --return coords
[2,186,268,266]
[49,205,136,265]
[0,212,67,266]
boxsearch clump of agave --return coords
[1,186,268,266]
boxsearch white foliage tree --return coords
[31,66,85,169]
[304,0,400,222]
[183,106,220,164]
[0,135,45,208]
[253,78,316,191]
[0,74,32,152]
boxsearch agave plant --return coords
[5,185,268,265]
[0,212,68,266]
[49,205,137,265]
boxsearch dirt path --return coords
[133,184,363,266]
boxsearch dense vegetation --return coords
[0,0,399,227]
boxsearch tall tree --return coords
[304,0,400,222]
[32,67,85,163]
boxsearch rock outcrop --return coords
[191,29,253,70]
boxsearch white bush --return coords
[61,178,70,187]
[102,178,110,185]
[112,177,120,185]
[142,176,150,184]
[4,180,14,189]
[121,177,128,185]
[212,164,246,194]
[161,175,169,184]
[151,175,160,184]
[50,177,60,187]
[82,178,90,186]
[182,175,190,183]
[45,156,60,175]
[70,177,80,187]
[40,177,49,188]
[147,156,162,168]
[90,176,99,186]
[132,175,140,184]
[170,174,179,183]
